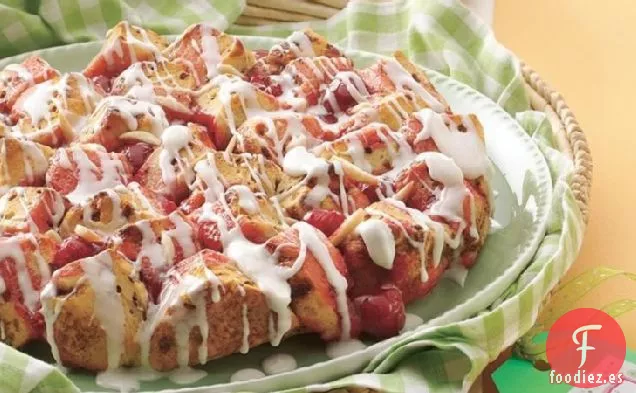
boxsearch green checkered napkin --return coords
[0,1,585,392]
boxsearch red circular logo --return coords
[547,308,626,388]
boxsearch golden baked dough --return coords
[40,249,148,370]
[0,187,67,235]
[0,233,58,348]
[0,137,54,188]
[11,73,103,147]
[84,21,168,78]
[135,122,214,203]
[165,23,256,84]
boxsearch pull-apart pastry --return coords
[0,233,57,347]
[11,73,103,147]
[0,25,495,376]
[0,56,59,114]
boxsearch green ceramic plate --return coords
[0,37,552,392]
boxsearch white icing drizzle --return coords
[3,63,33,81]
[382,59,445,112]
[210,74,261,136]
[0,138,50,184]
[325,339,367,359]
[129,182,160,215]
[194,178,350,344]
[129,211,196,270]
[80,251,125,369]
[323,71,369,113]
[117,63,156,103]
[293,222,351,339]
[230,368,266,382]
[57,145,129,204]
[368,200,445,283]
[240,303,250,354]
[280,146,340,209]
[229,185,259,214]
[413,109,488,179]
[96,368,161,393]
[92,96,168,137]
[81,188,127,232]
[355,219,396,270]
[159,125,196,191]
[0,235,49,312]
[200,25,221,79]
[138,253,222,369]
[17,73,100,139]
[401,313,424,332]
[104,22,163,66]
[276,31,314,57]
[262,353,298,375]
[40,276,63,365]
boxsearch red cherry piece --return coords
[122,142,154,173]
[354,285,406,338]
[197,221,223,252]
[139,261,163,304]
[330,80,357,113]
[304,209,346,237]
[52,236,103,271]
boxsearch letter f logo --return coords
[572,324,602,368]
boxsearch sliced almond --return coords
[44,229,62,243]
[74,224,102,243]
[162,232,175,263]
[330,157,379,186]
[217,64,244,78]
[225,135,238,153]
[119,131,161,146]
[394,180,415,201]
[329,208,366,246]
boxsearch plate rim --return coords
[0,37,553,393]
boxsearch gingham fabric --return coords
[0,1,585,392]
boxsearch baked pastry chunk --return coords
[193,151,293,199]
[397,109,491,267]
[275,146,378,220]
[195,75,279,149]
[358,51,449,113]
[142,249,274,370]
[0,187,67,235]
[165,23,256,84]
[84,21,168,78]
[110,60,198,120]
[113,211,198,301]
[40,249,148,370]
[228,113,332,163]
[247,29,343,79]
[0,56,59,114]
[58,184,168,238]
[78,96,168,152]
[0,25,493,374]
[0,137,54,188]
[0,233,58,347]
[45,144,132,204]
[11,73,103,147]
[135,123,215,203]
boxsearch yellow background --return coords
[494,0,636,347]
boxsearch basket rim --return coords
[521,62,593,224]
